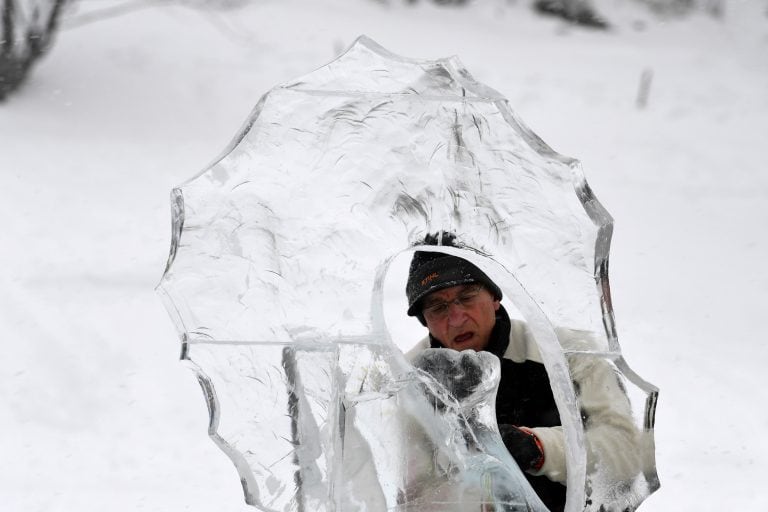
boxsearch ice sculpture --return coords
[157,36,659,511]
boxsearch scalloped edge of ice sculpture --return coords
[156,34,660,512]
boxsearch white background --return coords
[1,0,767,510]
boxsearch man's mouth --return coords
[453,332,474,344]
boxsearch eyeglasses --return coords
[422,285,484,322]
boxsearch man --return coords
[404,233,645,512]
[404,233,567,511]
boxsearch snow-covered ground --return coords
[1,0,767,510]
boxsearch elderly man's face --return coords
[422,284,500,352]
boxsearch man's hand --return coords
[412,349,485,401]
[499,424,545,472]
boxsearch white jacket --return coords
[405,318,643,487]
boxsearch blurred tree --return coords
[533,0,608,28]
[180,0,249,7]
[400,0,472,5]
[0,0,68,101]
[394,0,607,26]
[635,0,726,18]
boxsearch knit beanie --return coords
[406,233,502,322]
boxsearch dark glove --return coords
[499,424,545,472]
[412,349,484,401]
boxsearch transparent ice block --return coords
[157,36,659,511]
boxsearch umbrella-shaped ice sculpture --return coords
[157,36,659,512]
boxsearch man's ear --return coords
[493,299,501,311]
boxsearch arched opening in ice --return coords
[381,248,530,355]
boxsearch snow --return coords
[1,0,766,510]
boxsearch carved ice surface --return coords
[157,36,659,511]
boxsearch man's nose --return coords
[446,301,467,325]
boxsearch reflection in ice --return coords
[158,36,659,511]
